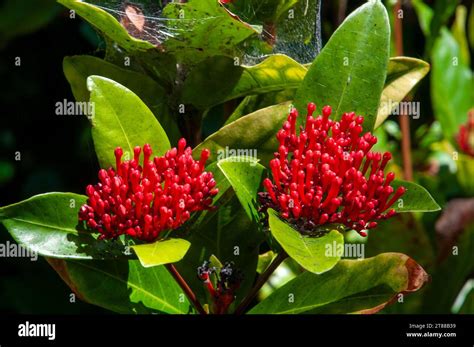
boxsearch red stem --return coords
[393,1,413,181]
[166,264,207,315]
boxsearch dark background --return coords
[0,0,462,313]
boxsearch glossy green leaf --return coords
[294,0,390,131]
[58,0,154,52]
[132,238,191,268]
[268,209,344,274]
[48,258,190,314]
[229,55,307,102]
[63,55,180,143]
[162,0,258,64]
[392,180,441,212]
[0,193,125,259]
[375,57,430,128]
[431,28,472,140]
[182,54,306,110]
[217,157,266,222]
[249,252,429,314]
[87,76,171,168]
[195,102,290,167]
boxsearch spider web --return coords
[83,0,188,45]
[82,0,321,64]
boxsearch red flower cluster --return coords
[262,103,405,236]
[79,140,218,241]
[456,111,474,157]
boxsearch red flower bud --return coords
[79,140,218,241]
[261,104,405,235]
[456,111,474,157]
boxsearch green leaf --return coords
[456,154,474,195]
[162,0,257,65]
[425,0,460,56]
[375,57,430,128]
[224,96,259,126]
[181,56,244,110]
[469,3,474,48]
[453,279,474,314]
[186,159,235,233]
[227,0,298,24]
[294,0,390,131]
[48,258,190,314]
[362,213,436,314]
[230,55,307,102]
[63,55,181,144]
[87,76,171,168]
[412,0,433,37]
[249,252,429,314]
[431,28,473,141]
[217,157,266,222]
[268,209,344,274]
[257,250,276,274]
[392,180,440,212]
[0,193,125,259]
[182,54,306,110]
[451,5,471,66]
[132,238,191,268]
[209,254,224,269]
[224,89,296,126]
[195,102,290,167]
[57,0,154,52]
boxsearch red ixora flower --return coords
[261,103,406,236]
[79,139,218,242]
[456,111,474,157]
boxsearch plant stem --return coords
[337,0,347,25]
[393,1,413,181]
[235,251,288,315]
[263,22,277,46]
[165,263,207,315]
